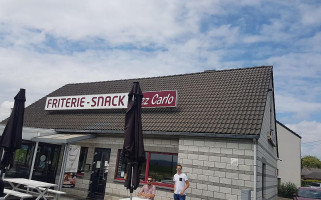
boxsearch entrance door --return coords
[88,148,111,199]
[32,143,61,183]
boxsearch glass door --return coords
[32,143,61,183]
[88,148,111,199]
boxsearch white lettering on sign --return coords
[45,93,128,110]
[45,90,177,110]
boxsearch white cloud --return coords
[0,0,320,128]
[275,94,321,120]
[286,121,321,159]
[0,101,13,121]
[299,3,321,26]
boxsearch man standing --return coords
[138,176,156,199]
[173,164,189,200]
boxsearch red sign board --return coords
[142,90,177,108]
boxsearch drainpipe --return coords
[253,139,257,200]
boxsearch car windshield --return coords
[298,188,321,199]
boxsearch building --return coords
[302,167,321,181]
[276,121,301,187]
[1,66,278,200]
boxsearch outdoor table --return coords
[4,178,57,200]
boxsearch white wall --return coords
[277,122,301,187]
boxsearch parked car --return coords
[293,187,321,199]
[310,183,321,188]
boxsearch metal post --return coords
[0,148,4,178]
[130,164,133,200]
[58,143,69,191]
[29,133,40,180]
[253,139,257,200]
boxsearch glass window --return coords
[115,150,146,181]
[115,150,177,187]
[77,147,88,175]
[149,153,177,184]
[6,141,35,179]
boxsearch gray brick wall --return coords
[178,137,254,200]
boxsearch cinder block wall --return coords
[178,137,254,200]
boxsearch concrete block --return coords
[227,142,238,149]
[209,155,220,162]
[220,186,232,194]
[197,183,208,190]
[198,146,209,153]
[208,185,219,192]
[220,177,232,185]
[199,155,209,161]
[183,158,193,165]
[194,140,205,146]
[215,162,227,169]
[232,179,245,186]
[188,154,199,160]
[184,140,194,146]
[192,188,202,195]
[198,175,209,181]
[192,168,203,174]
[215,171,226,178]
[209,147,221,153]
[221,148,233,154]
[203,190,214,197]
[214,192,226,199]
[239,143,253,150]
[203,161,214,167]
[192,160,204,166]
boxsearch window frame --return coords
[114,150,176,188]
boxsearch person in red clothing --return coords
[138,176,156,199]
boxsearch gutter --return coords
[253,138,257,200]
[55,129,260,139]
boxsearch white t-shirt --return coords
[173,173,188,194]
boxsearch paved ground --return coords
[59,195,292,200]
[59,195,87,200]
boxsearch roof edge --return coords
[276,120,302,139]
[55,129,260,139]
[63,65,273,87]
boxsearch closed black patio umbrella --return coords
[0,89,25,197]
[122,82,145,200]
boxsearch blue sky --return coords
[0,0,320,159]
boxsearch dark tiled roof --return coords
[6,66,273,136]
[302,168,321,180]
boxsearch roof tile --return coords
[8,66,274,136]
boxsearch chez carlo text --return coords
[46,92,176,109]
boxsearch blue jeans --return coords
[174,194,186,200]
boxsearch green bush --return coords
[302,179,321,187]
[278,182,297,198]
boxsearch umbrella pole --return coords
[0,148,4,178]
[130,164,133,200]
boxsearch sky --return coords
[0,0,320,159]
